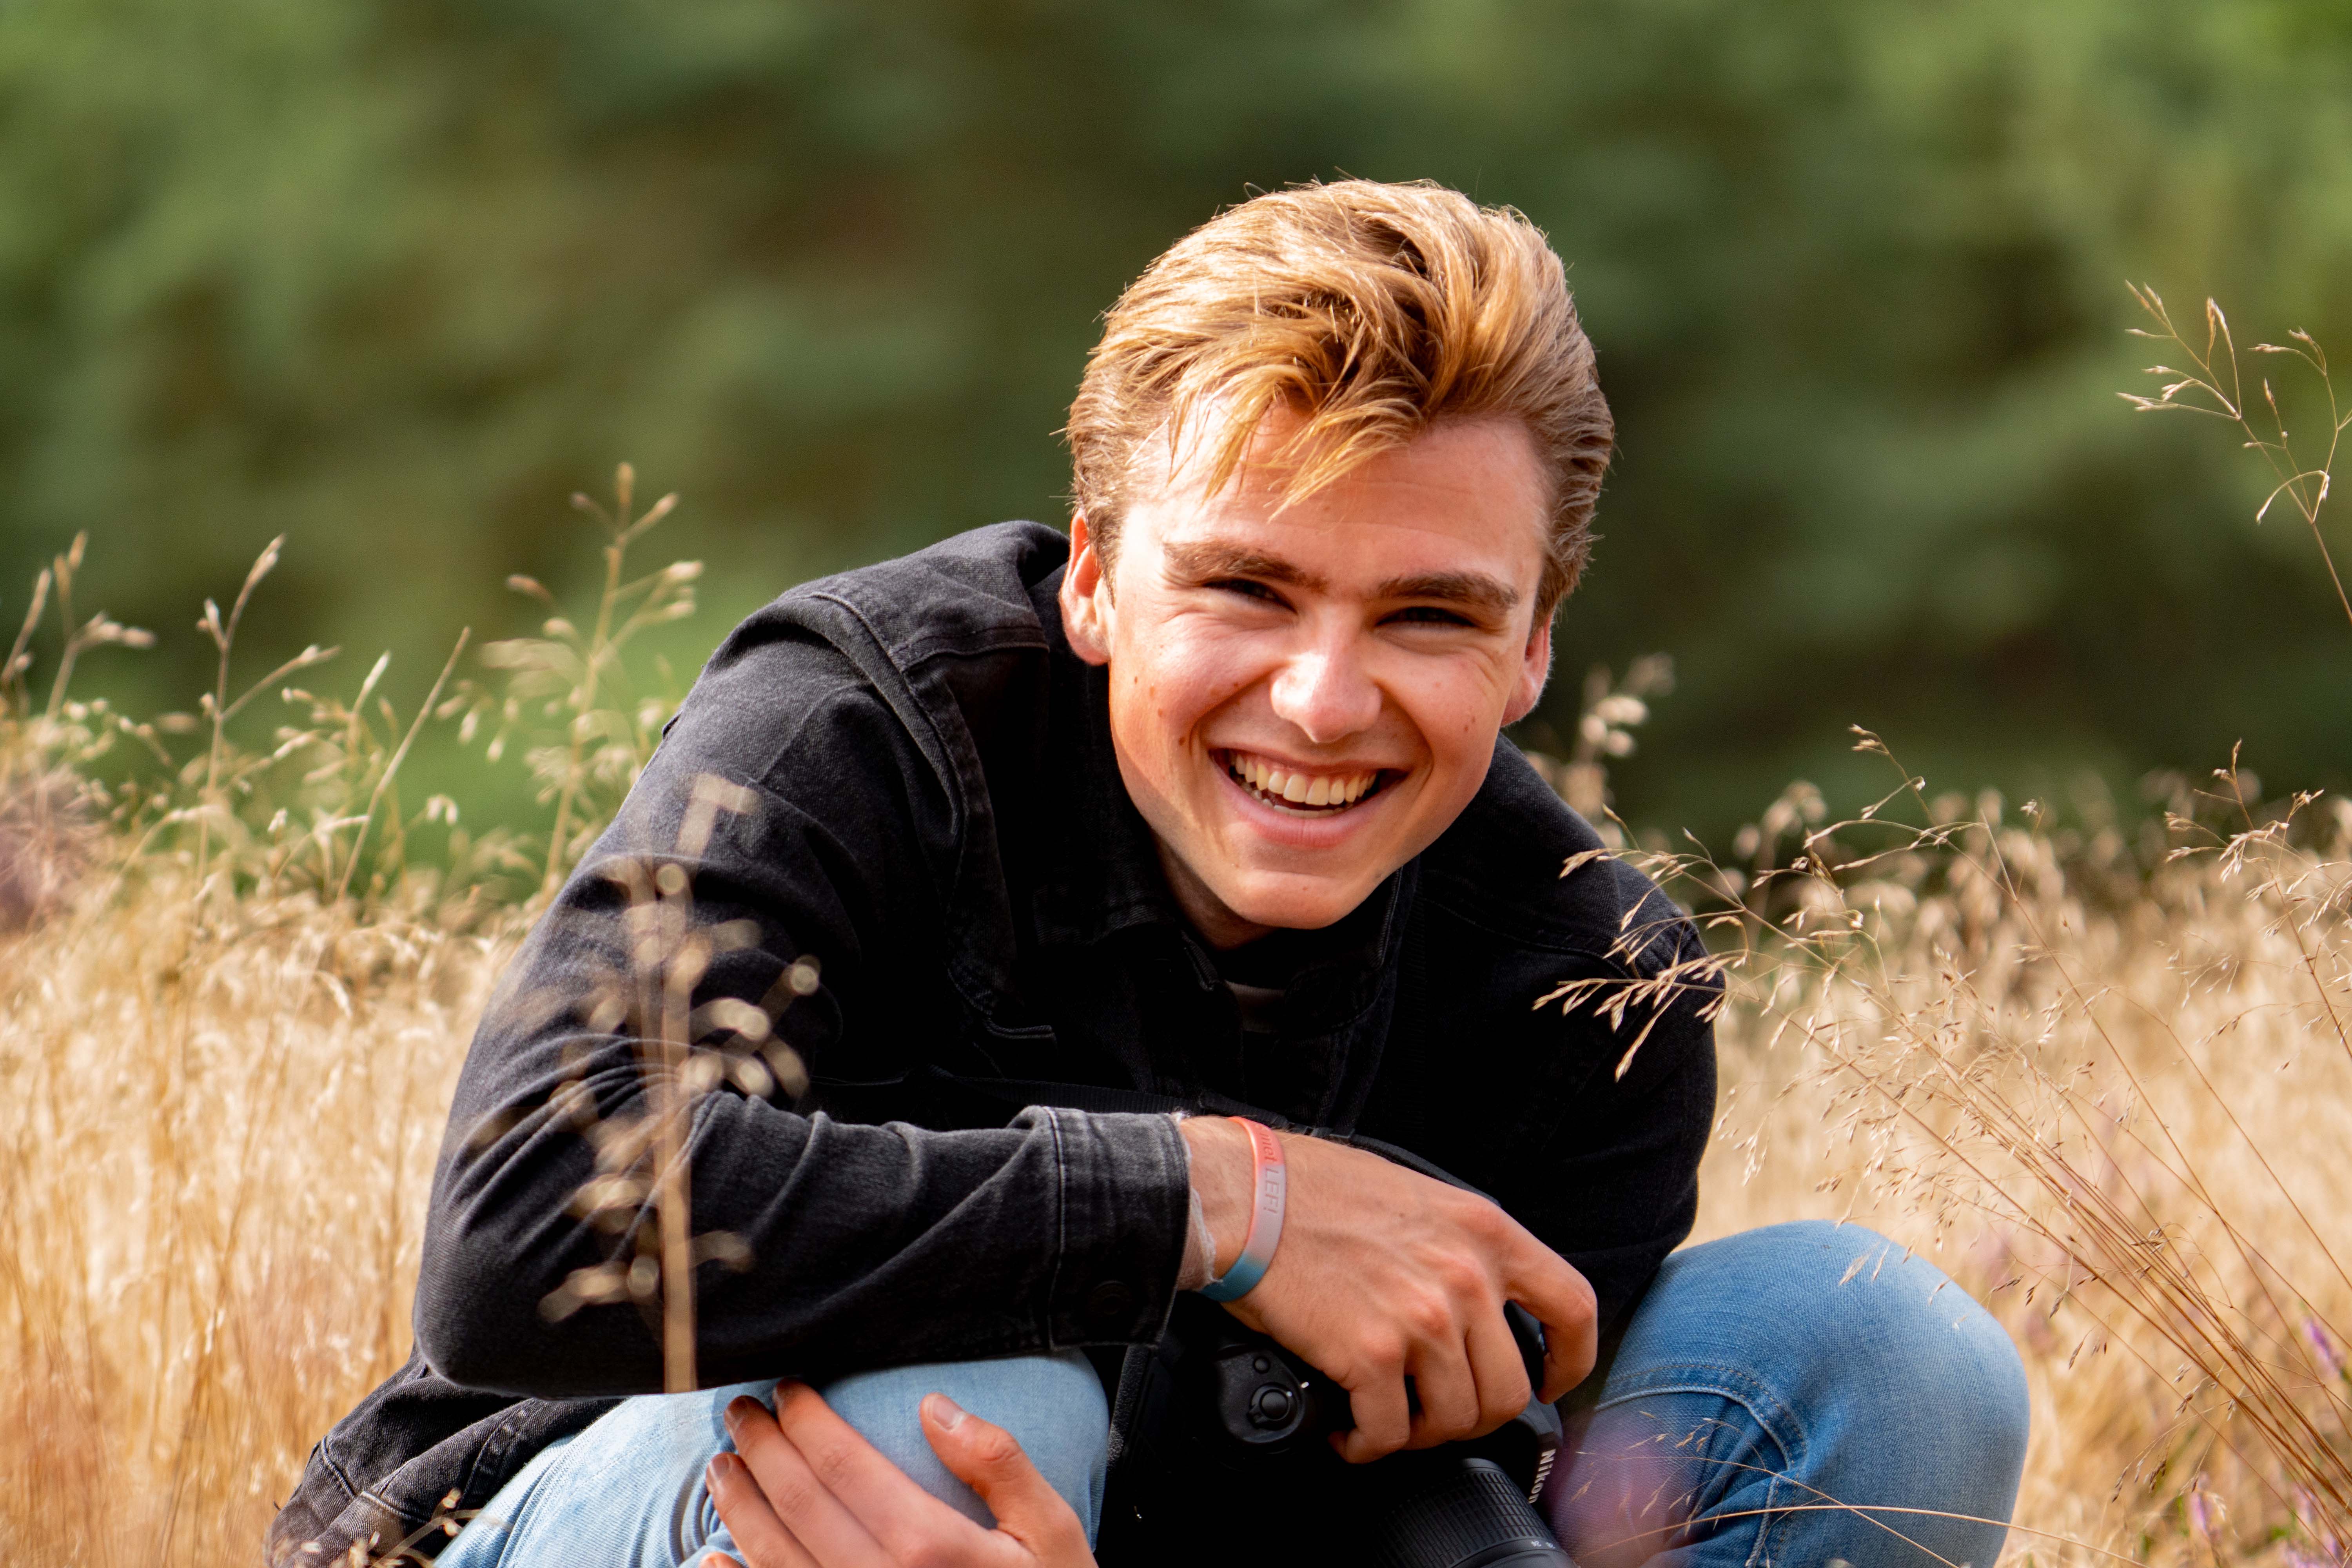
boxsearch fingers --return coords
[766,1383,976,1542]
[1464,1301,1535,1431]
[1233,1134,1598,1444]
[704,1439,817,1568]
[730,1384,1093,1568]
[763,1383,1044,1568]
[1403,1343,1480,1452]
[1538,1315,1596,1404]
[721,1394,894,1568]
[1335,1353,1414,1463]
[1388,1296,1534,1452]
[1503,1246,1599,1402]
[920,1394,1093,1562]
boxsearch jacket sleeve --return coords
[413,616,1191,1397]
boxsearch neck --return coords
[1149,835,1275,951]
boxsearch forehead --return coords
[1130,412,1551,589]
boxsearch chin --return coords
[1220,874,1373,932]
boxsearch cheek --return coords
[1397,661,1508,760]
[1112,619,1266,747]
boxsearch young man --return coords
[271,181,2027,1568]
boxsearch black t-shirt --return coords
[1206,908,1382,1127]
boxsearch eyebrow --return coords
[1371,570,1523,616]
[1164,541,1522,617]
[1163,541,1328,592]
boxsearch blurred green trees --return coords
[3,0,2349,842]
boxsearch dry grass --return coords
[0,466,692,1566]
[0,873,517,1564]
[5,295,2350,1565]
[1673,775,2352,1567]
[11,752,2347,1568]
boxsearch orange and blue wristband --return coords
[1199,1118,1286,1303]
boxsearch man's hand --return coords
[701,1383,1096,1568]
[1181,1116,1597,1464]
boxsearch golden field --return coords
[3,755,2347,1567]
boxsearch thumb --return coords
[919,1393,1085,1549]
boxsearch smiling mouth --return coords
[1221,750,1392,815]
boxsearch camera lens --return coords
[1365,1457,1574,1568]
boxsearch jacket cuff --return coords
[1026,1106,1191,1347]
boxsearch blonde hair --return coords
[1066,179,1613,612]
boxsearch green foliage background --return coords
[4,0,2350,844]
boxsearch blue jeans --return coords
[442,1221,2027,1566]
[439,1352,1110,1568]
[1544,1222,2028,1567]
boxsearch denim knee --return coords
[439,1377,777,1568]
[1615,1221,2029,1508]
[1759,1221,2027,1454]
[817,1350,1110,1543]
[441,1354,1110,1568]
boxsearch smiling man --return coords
[1067,412,1557,951]
[272,181,2028,1568]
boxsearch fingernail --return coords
[723,1396,754,1432]
[706,1454,730,1490]
[924,1392,966,1430]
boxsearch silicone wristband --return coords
[1198,1119,1285,1302]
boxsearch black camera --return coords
[1098,1292,1577,1568]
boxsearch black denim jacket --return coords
[267,521,1717,1564]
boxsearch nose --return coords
[1267,625,1383,745]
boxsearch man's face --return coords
[1061,413,1555,947]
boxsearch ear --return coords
[1501,608,1554,726]
[1060,514,1115,668]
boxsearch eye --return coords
[1209,578,1288,606]
[1384,605,1477,628]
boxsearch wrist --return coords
[1176,1115,1252,1277]
[1196,1118,1286,1303]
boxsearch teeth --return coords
[1227,753,1381,811]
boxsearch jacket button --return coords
[1086,1280,1134,1321]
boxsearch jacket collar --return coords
[1030,655,1184,947]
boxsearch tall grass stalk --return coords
[191,536,336,892]
[490,462,694,900]
[328,630,469,904]
[2122,284,2352,633]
